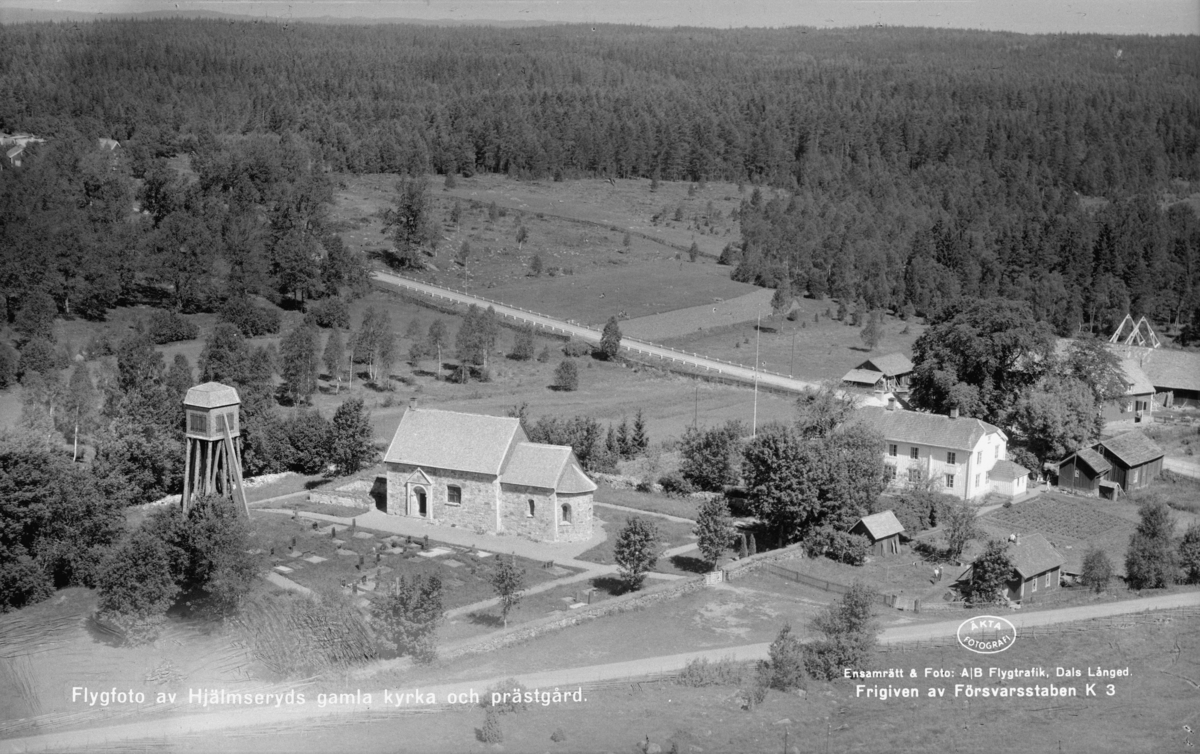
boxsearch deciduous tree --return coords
[599,317,622,360]
[1125,499,1178,589]
[694,496,733,569]
[804,582,879,680]
[965,539,1013,605]
[553,359,578,392]
[489,553,525,628]
[328,397,375,475]
[613,516,659,591]
[279,324,320,405]
[373,573,444,663]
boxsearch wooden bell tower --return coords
[182,382,249,516]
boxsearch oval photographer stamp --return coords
[956,616,1017,655]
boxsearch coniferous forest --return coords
[0,21,1198,338]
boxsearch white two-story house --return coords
[856,401,1028,500]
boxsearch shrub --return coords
[561,340,592,357]
[554,359,579,391]
[146,309,200,344]
[480,709,503,743]
[658,472,695,496]
[480,678,529,714]
[1081,547,1114,594]
[804,582,879,680]
[285,410,331,474]
[95,530,180,643]
[763,624,807,691]
[220,297,281,336]
[303,297,351,330]
[536,345,552,363]
[1125,500,1178,589]
[803,526,869,566]
[235,590,377,676]
[0,558,54,614]
[676,656,747,687]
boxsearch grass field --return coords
[660,306,926,384]
[576,504,698,571]
[130,605,1199,754]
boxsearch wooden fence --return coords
[748,562,899,608]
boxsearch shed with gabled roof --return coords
[1095,431,1164,492]
[1056,448,1111,497]
[849,511,905,556]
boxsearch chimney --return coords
[409,396,417,410]
[949,407,959,420]
[887,397,896,411]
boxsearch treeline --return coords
[0,22,1194,188]
[1,21,1197,337]
[0,129,370,328]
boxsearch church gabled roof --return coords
[501,443,598,493]
[383,408,525,476]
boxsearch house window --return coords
[976,451,982,464]
[527,499,535,517]
[1031,577,1037,592]
[994,446,999,459]
[908,468,921,483]
[1045,571,1052,588]
[945,474,955,489]
[910,447,920,459]
[1131,468,1139,484]
[561,503,572,524]
[885,464,896,480]
[1074,469,1080,479]
[446,485,462,506]
[187,412,207,434]
[947,451,957,465]
[888,444,898,457]
[974,474,980,488]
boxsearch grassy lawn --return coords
[577,504,698,569]
[768,546,947,598]
[442,580,617,646]
[594,484,699,520]
[659,306,925,384]
[250,512,577,611]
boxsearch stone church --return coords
[382,408,596,543]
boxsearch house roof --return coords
[383,408,525,476]
[842,368,885,386]
[184,382,240,409]
[1098,431,1164,468]
[1061,448,1111,475]
[988,460,1030,482]
[855,406,1005,452]
[1121,346,1200,393]
[1119,358,1155,396]
[1007,533,1065,580]
[851,511,905,540]
[501,443,597,494]
[859,353,914,377]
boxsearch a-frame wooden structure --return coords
[1108,314,1160,349]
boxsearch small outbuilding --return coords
[1056,448,1112,497]
[1005,533,1065,601]
[955,533,1065,602]
[841,353,914,393]
[849,511,905,556]
[1095,431,1164,492]
[987,459,1031,498]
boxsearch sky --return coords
[0,0,1197,34]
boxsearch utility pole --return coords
[790,330,796,376]
[694,384,699,428]
[753,313,760,437]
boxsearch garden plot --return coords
[984,496,1131,539]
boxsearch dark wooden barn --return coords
[1056,448,1111,497]
[849,511,905,556]
[1095,431,1164,492]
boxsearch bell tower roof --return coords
[184,382,241,409]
